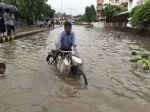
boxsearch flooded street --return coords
[0,25,150,112]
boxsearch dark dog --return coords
[46,52,52,61]
[46,50,58,64]
[0,63,6,74]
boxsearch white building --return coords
[97,0,128,19]
[128,0,145,11]
[103,0,145,11]
[103,0,120,5]
[103,0,128,5]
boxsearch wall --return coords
[103,0,120,5]
[93,22,104,28]
[105,13,129,28]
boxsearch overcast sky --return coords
[47,0,97,16]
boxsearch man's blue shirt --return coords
[55,31,77,51]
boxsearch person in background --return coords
[51,18,54,27]
[48,19,51,28]
[0,8,6,37]
[3,8,11,36]
[0,63,6,78]
[44,18,48,28]
[10,13,16,35]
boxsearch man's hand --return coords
[56,48,61,52]
[55,44,60,51]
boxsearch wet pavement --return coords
[15,25,37,32]
[0,25,150,112]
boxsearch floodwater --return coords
[0,25,150,112]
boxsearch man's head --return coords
[0,8,3,13]
[5,8,9,13]
[64,22,72,34]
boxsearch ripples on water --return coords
[74,26,150,102]
[0,26,150,111]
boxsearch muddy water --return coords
[0,26,150,112]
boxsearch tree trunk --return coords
[88,22,91,25]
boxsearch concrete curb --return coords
[0,26,62,43]
[0,36,14,43]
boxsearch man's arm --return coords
[55,32,62,50]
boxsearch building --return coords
[96,0,104,20]
[103,0,120,5]
[120,0,128,7]
[128,0,145,11]
[96,0,128,20]
[103,0,128,6]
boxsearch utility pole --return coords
[61,0,62,17]
[59,0,62,24]
[60,0,62,24]
[69,8,74,18]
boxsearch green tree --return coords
[2,0,55,25]
[101,4,121,17]
[3,0,15,4]
[84,5,96,25]
[80,14,86,22]
[130,0,150,27]
[43,3,55,18]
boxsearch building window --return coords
[110,0,119,2]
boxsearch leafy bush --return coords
[121,7,128,12]
[130,0,150,26]
[131,51,150,70]
[130,5,141,17]
[76,19,82,25]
